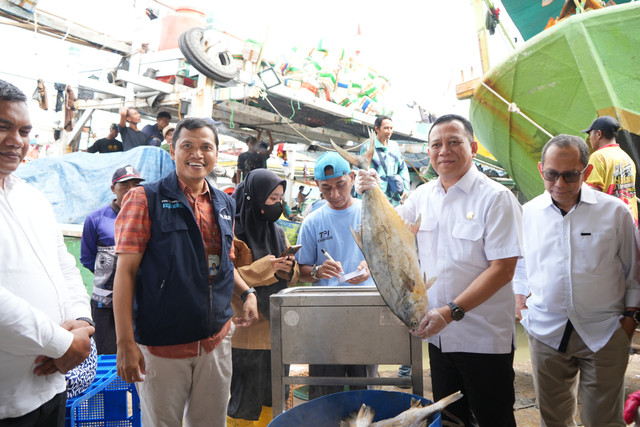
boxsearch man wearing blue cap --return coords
[295,151,374,399]
[296,151,373,287]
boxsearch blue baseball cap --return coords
[314,152,352,181]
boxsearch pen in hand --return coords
[321,248,344,278]
[321,248,336,262]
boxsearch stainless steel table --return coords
[270,286,424,416]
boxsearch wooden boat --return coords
[470,1,640,200]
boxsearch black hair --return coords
[172,117,219,148]
[110,123,118,132]
[246,136,258,145]
[541,134,589,167]
[0,79,27,102]
[323,166,335,177]
[299,185,311,196]
[374,115,392,130]
[157,111,171,120]
[600,128,617,140]
[428,114,474,141]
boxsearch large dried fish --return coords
[332,134,433,329]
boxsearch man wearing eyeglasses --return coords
[513,134,640,427]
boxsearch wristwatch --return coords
[623,310,640,324]
[76,317,95,328]
[310,265,320,280]
[241,287,257,303]
[447,302,465,321]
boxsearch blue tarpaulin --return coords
[15,146,175,224]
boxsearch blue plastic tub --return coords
[269,390,441,427]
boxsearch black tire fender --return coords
[178,27,238,83]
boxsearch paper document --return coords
[338,268,366,283]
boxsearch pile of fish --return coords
[332,135,433,330]
[340,391,463,427]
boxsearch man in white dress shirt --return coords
[514,134,640,427]
[0,79,94,425]
[357,114,523,426]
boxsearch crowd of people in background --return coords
[3,75,640,427]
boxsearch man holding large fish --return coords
[353,114,523,426]
[296,151,374,400]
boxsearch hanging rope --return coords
[61,20,71,42]
[289,97,300,119]
[229,100,235,128]
[480,81,554,138]
[259,89,313,143]
[257,90,377,152]
[404,158,427,184]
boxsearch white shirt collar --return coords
[436,165,478,194]
[1,173,22,193]
[533,183,598,212]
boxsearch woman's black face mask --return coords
[261,202,283,222]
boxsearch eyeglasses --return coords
[540,165,588,183]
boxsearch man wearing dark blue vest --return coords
[113,117,258,427]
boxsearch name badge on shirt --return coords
[208,253,220,278]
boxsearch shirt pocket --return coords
[451,220,484,263]
[160,219,189,233]
[417,217,438,260]
[574,232,615,275]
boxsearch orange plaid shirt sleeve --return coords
[115,186,152,254]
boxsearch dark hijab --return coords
[234,169,288,315]
[234,169,288,258]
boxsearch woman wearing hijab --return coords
[227,169,300,426]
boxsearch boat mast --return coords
[473,0,491,74]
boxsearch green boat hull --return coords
[501,0,633,41]
[470,2,640,201]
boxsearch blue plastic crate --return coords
[65,355,141,427]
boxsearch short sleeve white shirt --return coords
[397,167,523,353]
